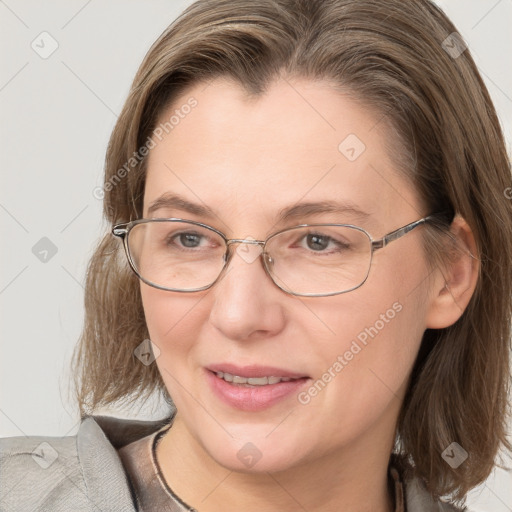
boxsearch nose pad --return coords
[263,251,274,266]
[261,252,276,283]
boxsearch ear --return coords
[425,215,480,329]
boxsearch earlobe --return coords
[425,215,480,329]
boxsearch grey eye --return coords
[178,233,202,248]
[306,234,330,251]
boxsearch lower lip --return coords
[205,370,310,412]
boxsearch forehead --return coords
[143,77,420,231]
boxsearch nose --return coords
[208,241,286,341]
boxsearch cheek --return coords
[140,285,206,381]
[304,246,430,430]
[308,292,422,402]
[141,283,203,339]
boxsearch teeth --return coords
[222,372,234,383]
[215,371,300,386]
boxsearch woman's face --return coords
[141,77,435,472]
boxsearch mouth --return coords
[213,371,304,387]
[205,364,311,411]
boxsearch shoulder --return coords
[404,475,466,511]
[391,454,468,512]
[0,416,149,512]
[0,425,90,511]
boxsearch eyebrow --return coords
[147,193,212,218]
[146,192,370,224]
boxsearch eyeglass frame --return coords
[112,215,438,297]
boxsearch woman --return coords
[1,0,510,511]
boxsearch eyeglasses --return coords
[112,216,435,297]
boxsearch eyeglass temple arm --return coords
[112,225,129,238]
[371,217,432,251]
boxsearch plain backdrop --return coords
[1,1,511,510]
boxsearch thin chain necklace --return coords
[150,421,199,512]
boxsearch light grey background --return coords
[1,1,511,510]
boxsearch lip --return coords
[205,366,311,412]
[207,363,308,379]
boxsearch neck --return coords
[156,414,396,512]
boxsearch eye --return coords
[166,230,213,249]
[305,233,329,251]
[299,232,349,253]
[173,232,204,248]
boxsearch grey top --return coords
[0,414,465,511]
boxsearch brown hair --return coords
[71,0,512,503]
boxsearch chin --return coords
[210,445,304,474]
[196,425,311,474]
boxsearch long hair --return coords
[71,0,511,502]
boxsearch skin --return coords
[140,77,478,512]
